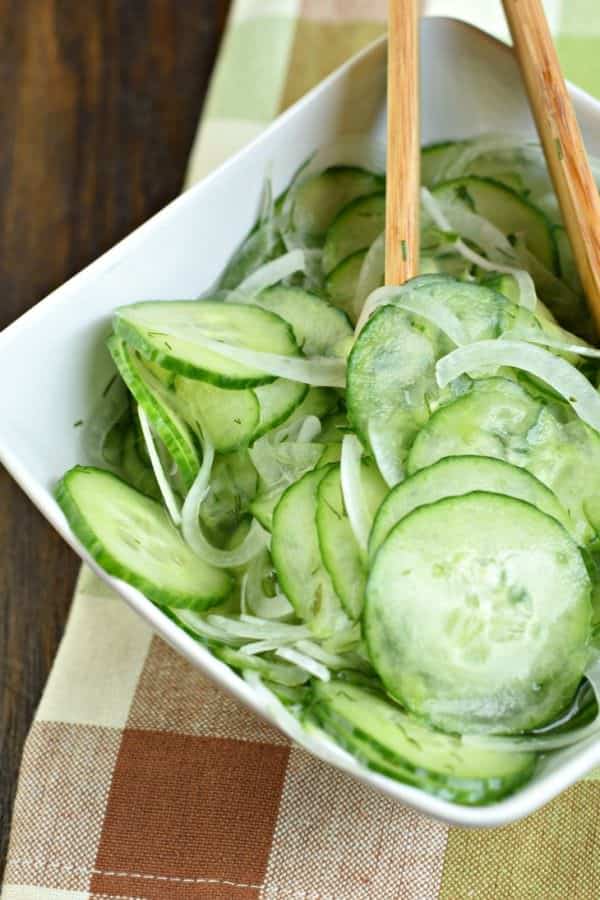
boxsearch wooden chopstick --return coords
[503,0,600,330]
[385,0,420,286]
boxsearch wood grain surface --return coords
[0,0,230,871]
[385,0,420,285]
[503,0,600,329]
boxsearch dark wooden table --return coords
[0,0,230,871]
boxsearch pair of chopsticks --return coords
[386,0,600,329]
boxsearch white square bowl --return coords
[3,17,600,828]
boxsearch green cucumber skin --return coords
[368,454,575,559]
[322,191,386,274]
[113,302,301,389]
[271,464,350,637]
[252,382,309,442]
[55,466,232,610]
[365,492,591,736]
[108,337,200,490]
[311,703,536,806]
[172,376,260,455]
[292,166,385,240]
[316,465,367,620]
[113,316,276,388]
[432,175,559,274]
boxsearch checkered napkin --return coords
[4,3,600,899]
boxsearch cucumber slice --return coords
[114,300,299,388]
[365,492,592,735]
[316,412,347,444]
[421,140,465,187]
[252,380,308,441]
[200,450,258,544]
[271,467,351,637]
[291,166,383,242]
[289,387,339,423]
[347,304,441,476]
[407,376,600,545]
[407,377,544,474]
[121,426,160,499]
[431,176,558,272]
[411,277,524,341]
[251,285,352,356]
[173,375,260,452]
[481,273,521,306]
[325,250,366,319]
[322,192,385,274]
[312,680,537,805]
[325,251,442,317]
[316,461,386,618]
[369,455,574,558]
[108,337,200,490]
[101,405,130,468]
[56,466,231,609]
[250,487,281,531]
[317,444,342,466]
[347,277,524,479]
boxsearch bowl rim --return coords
[3,16,600,828]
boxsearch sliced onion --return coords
[257,171,274,225]
[296,415,322,443]
[207,614,311,641]
[423,187,580,314]
[137,406,181,525]
[502,327,600,359]
[275,646,331,682]
[368,419,404,487]
[240,572,249,617]
[463,656,600,752]
[173,609,242,646]
[232,249,306,296]
[184,511,267,569]
[354,231,385,320]
[421,188,538,311]
[340,434,371,554]
[249,437,323,489]
[245,549,294,620]
[241,639,287,656]
[442,133,531,181]
[436,340,600,433]
[397,297,467,344]
[294,639,369,672]
[138,322,346,388]
[321,622,362,653]
[355,281,466,341]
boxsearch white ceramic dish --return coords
[2,17,600,827]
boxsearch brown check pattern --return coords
[5,3,600,898]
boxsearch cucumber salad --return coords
[58,134,600,806]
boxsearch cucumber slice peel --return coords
[56,466,232,609]
[114,300,299,387]
[271,467,352,638]
[365,492,592,735]
[108,337,200,490]
[312,680,537,805]
[369,454,575,558]
[317,461,386,619]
